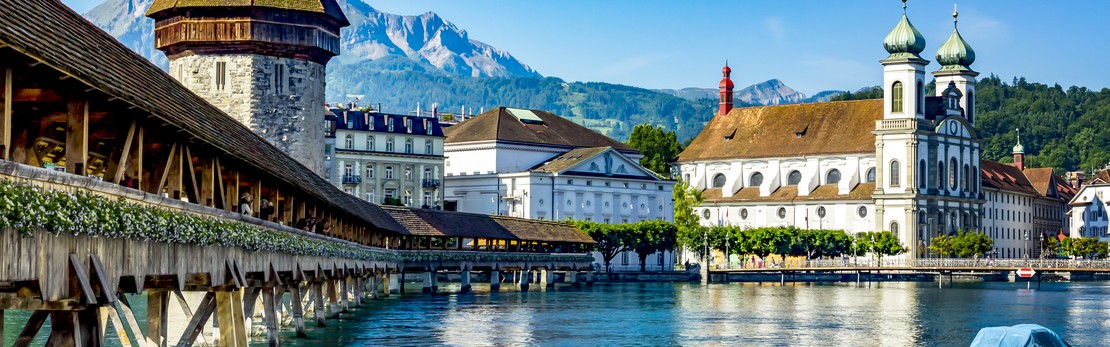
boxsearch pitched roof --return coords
[444,107,635,151]
[381,206,594,244]
[0,0,402,233]
[701,183,875,203]
[530,147,611,173]
[980,160,1040,196]
[147,0,349,25]
[1091,170,1110,185]
[677,99,883,162]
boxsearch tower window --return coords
[889,160,900,187]
[274,64,285,95]
[967,90,975,122]
[949,158,958,190]
[919,160,927,188]
[215,61,227,91]
[916,80,923,114]
[891,81,904,113]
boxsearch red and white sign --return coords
[1017,268,1036,278]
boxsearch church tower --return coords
[146,0,350,175]
[719,63,734,116]
[934,6,979,124]
[880,0,928,120]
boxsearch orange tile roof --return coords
[677,99,882,162]
[981,161,1040,196]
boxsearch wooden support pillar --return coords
[200,154,215,207]
[14,310,48,347]
[261,287,280,347]
[460,270,472,293]
[66,97,89,175]
[339,277,350,312]
[183,145,201,203]
[176,292,215,347]
[489,270,501,292]
[311,281,326,327]
[326,279,340,319]
[45,311,82,347]
[129,127,144,189]
[289,283,307,337]
[1,67,11,160]
[147,290,168,347]
[115,294,147,347]
[112,121,137,185]
[285,195,295,224]
[251,178,262,218]
[215,289,248,347]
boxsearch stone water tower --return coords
[147,0,349,175]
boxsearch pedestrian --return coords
[304,217,316,232]
[294,218,308,230]
[238,193,253,216]
[259,198,275,221]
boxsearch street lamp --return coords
[1024,231,1030,259]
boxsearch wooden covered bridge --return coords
[0,1,594,346]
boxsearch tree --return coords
[673,180,705,259]
[929,234,954,257]
[1063,237,1110,259]
[869,231,906,266]
[630,220,678,271]
[627,124,683,176]
[574,221,629,272]
[949,231,993,258]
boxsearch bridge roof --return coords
[0,0,404,234]
[381,206,595,244]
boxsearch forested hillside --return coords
[831,76,1110,173]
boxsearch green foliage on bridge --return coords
[0,179,592,264]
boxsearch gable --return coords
[935,117,977,139]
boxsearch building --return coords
[1068,168,1110,241]
[326,108,446,208]
[443,107,677,271]
[146,0,349,176]
[675,3,1072,259]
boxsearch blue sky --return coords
[64,0,1110,95]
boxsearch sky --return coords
[62,0,1110,95]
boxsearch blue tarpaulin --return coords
[969,324,1069,347]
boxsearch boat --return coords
[969,324,1069,347]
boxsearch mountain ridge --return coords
[654,79,844,105]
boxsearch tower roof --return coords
[147,0,349,26]
[936,7,976,72]
[882,1,926,60]
[719,63,734,89]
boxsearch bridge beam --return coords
[1,67,11,160]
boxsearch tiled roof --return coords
[678,99,883,162]
[0,0,402,233]
[530,147,611,173]
[444,107,635,151]
[1091,170,1110,185]
[381,206,594,244]
[701,183,875,203]
[980,161,1040,196]
[147,0,349,25]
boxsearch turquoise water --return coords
[265,281,1109,346]
[5,281,1109,346]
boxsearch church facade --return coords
[675,3,1072,259]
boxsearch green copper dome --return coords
[936,15,976,71]
[883,13,926,59]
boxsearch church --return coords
[675,2,1073,259]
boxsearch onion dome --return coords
[1013,134,1024,154]
[882,1,926,60]
[936,8,976,71]
[719,63,734,89]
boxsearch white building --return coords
[1068,169,1110,241]
[443,107,677,271]
[675,4,1072,259]
[325,108,446,208]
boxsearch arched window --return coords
[916,80,924,114]
[889,160,900,187]
[963,164,970,192]
[865,167,876,183]
[919,160,927,188]
[892,81,904,113]
[890,221,899,234]
[386,137,395,152]
[937,161,945,188]
[826,169,841,185]
[385,166,394,179]
[966,90,975,122]
[949,158,958,190]
[344,134,353,149]
[749,172,764,186]
[971,165,978,193]
[712,173,727,188]
[787,171,802,185]
[366,135,374,151]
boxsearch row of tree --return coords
[572,220,677,272]
[694,226,907,266]
[1046,237,1110,259]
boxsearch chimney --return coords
[718,61,734,116]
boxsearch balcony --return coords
[342,175,362,185]
[422,179,441,188]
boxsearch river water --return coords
[5,281,1108,346]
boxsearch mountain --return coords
[84,0,167,69]
[655,79,844,106]
[335,0,540,78]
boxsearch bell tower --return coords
[147,0,350,175]
[719,62,734,116]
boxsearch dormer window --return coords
[387,117,394,132]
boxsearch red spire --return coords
[719,61,734,116]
